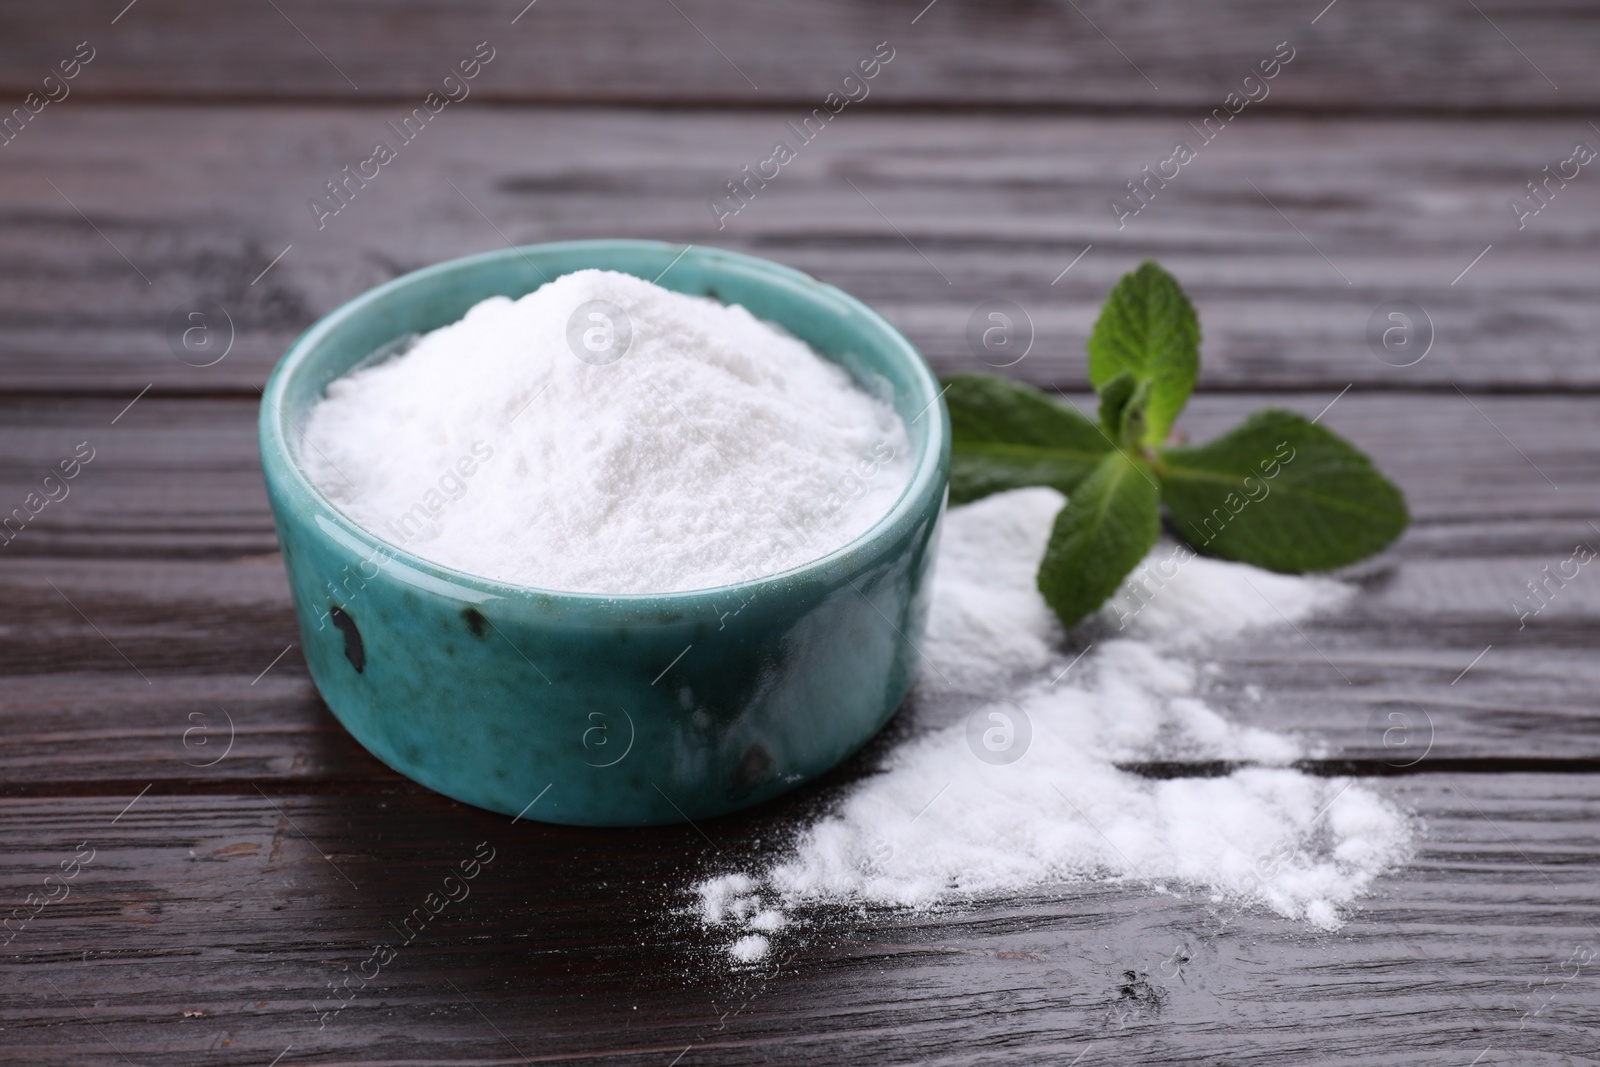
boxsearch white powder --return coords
[300,270,914,594]
[697,487,1412,964]
[728,934,772,963]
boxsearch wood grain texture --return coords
[0,0,1595,110]
[0,776,1595,1065]
[1,392,1597,792]
[3,547,1597,786]
[3,110,1600,394]
[4,6,1600,1058]
[2,393,1592,558]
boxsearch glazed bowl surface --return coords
[259,239,949,826]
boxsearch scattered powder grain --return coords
[300,269,913,594]
[697,487,1413,963]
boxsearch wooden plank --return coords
[3,550,1597,785]
[1,391,1597,786]
[2,8,1593,1060]
[0,775,1595,1064]
[0,397,271,558]
[2,0,1596,110]
[1,394,1591,559]
[3,110,1599,393]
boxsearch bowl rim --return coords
[259,238,950,606]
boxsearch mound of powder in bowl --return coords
[298,269,915,594]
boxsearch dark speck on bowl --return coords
[329,606,365,672]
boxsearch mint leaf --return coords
[1096,371,1150,449]
[1086,260,1200,445]
[1157,409,1408,572]
[1036,450,1162,628]
[944,374,1112,504]
[946,263,1409,621]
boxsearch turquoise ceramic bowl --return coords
[259,240,949,827]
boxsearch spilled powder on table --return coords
[695,487,1413,963]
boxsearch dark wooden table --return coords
[3,2,1598,1063]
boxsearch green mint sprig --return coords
[945,260,1408,629]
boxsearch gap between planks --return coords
[5,758,1600,801]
